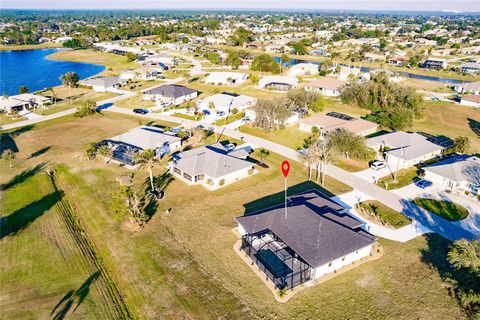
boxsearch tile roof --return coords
[144,84,197,98]
[107,126,181,150]
[424,155,480,185]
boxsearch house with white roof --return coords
[105,126,182,166]
[304,78,346,97]
[203,72,249,86]
[367,132,445,170]
[454,81,480,95]
[258,75,298,91]
[0,94,51,113]
[288,63,319,76]
[197,93,256,114]
[169,143,255,190]
[82,76,120,92]
[423,155,480,195]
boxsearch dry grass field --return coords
[0,113,467,319]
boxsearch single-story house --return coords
[337,66,361,81]
[367,131,445,170]
[422,57,447,70]
[288,63,319,76]
[236,189,376,289]
[258,75,298,91]
[299,112,378,137]
[423,155,480,195]
[454,81,480,95]
[82,76,120,92]
[105,126,182,166]
[388,56,407,67]
[458,95,480,108]
[203,72,249,86]
[119,68,159,81]
[304,78,346,97]
[197,93,256,114]
[169,142,255,190]
[143,84,198,106]
[0,93,51,113]
[460,62,480,75]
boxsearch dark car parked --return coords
[133,108,149,114]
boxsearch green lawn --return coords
[377,167,419,190]
[214,112,245,126]
[356,200,412,229]
[172,112,203,121]
[239,123,310,150]
[413,198,470,221]
[114,95,155,110]
[0,113,27,125]
[332,158,370,172]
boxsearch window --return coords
[183,172,193,181]
[342,257,345,262]
[173,167,181,175]
[328,262,332,267]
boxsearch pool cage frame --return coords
[241,230,312,290]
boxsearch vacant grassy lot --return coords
[413,198,470,221]
[356,200,412,229]
[114,95,155,110]
[412,101,480,153]
[240,123,310,150]
[0,113,467,319]
[377,167,419,190]
[49,49,138,75]
[332,158,370,172]
[215,112,245,126]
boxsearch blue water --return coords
[0,48,105,96]
[272,56,463,84]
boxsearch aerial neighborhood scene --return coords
[1,0,480,319]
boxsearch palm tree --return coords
[60,72,79,104]
[47,87,57,105]
[19,86,29,94]
[135,149,157,191]
[1,150,16,168]
[97,145,113,164]
[256,148,270,166]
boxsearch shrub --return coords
[219,179,225,186]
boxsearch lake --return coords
[0,48,105,96]
[272,56,464,85]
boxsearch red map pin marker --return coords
[281,160,290,178]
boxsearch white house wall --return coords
[314,244,373,279]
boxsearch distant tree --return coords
[340,72,422,131]
[280,53,290,72]
[204,51,221,65]
[229,27,254,46]
[328,128,375,161]
[19,86,29,94]
[1,150,15,168]
[74,99,97,118]
[84,143,98,160]
[135,149,157,191]
[126,52,138,62]
[63,38,82,48]
[226,51,241,69]
[250,74,260,85]
[256,148,270,165]
[291,41,307,55]
[251,97,293,131]
[250,54,281,74]
[181,36,189,43]
[287,88,324,113]
[46,87,57,105]
[60,72,79,104]
[183,72,191,82]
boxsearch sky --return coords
[2,1,479,12]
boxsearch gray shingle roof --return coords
[236,190,376,268]
[172,143,253,178]
[424,155,480,185]
[144,84,197,98]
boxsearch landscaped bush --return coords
[356,201,411,228]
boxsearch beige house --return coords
[299,112,378,138]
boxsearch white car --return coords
[370,160,386,170]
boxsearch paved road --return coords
[105,106,478,242]
[1,91,135,131]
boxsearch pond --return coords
[0,48,105,96]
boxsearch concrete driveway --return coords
[393,184,480,237]
[354,165,395,184]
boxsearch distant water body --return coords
[0,48,105,96]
